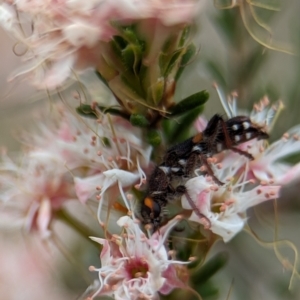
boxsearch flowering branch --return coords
[0,1,299,299]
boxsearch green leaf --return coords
[76,104,129,120]
[161,118,173,140]
[122,44,135,73]
[150,77,165,105]
[175,44,197,81]
[113,24,146,48]
[76,104,97,119]
[122,44,143,76]
[179,25,192,47]
[170,90,209,116]
[130,114,150,127]
[168,105,204,144]
[123,26,141,45]
[104,40,128,74]
[120,73,145,99]
[163,49,182,77]
[278,151,300,165]
[113,35,128,50]
[98,105,130,120]
[160,35,182,76]
[101,137,111,147]
[162,33,179,54]
[147,130,162,146]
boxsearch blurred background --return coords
[1,1,300,299]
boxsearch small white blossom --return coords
[214,88,300,186]
[186,91,300,241]
[182,169,280,242]
[88,215,186,300]
[0,151,76,238]
[6,105,151,227]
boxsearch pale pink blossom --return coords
[0,151,76,238]
[214,86,300,186]
[18,105,151,223]
[0,102,151,235]
[182,168,280,242]
[246,125,300,185]
[22,106,151,173]
[183,91,300,242]
[236,98,300,185]
[88,215,186,300]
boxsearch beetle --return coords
[139,114,268,231]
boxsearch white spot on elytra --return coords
[192,145,202,152]
[234,135,241,142]
[232,124,239,131]
[243,121,250,129]
[159,166,170,174]
[178,159,186,166]
[245,132,252,140]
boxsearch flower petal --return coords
[103,169,140,187]
[74,173,104,204]
[36,197,52,239]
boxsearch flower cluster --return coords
[181,93,300,242]
[182,160,281,242]
[88,215,186,300]
[0,104,151,237]
[0,0,200,89]
[0,149,75,238]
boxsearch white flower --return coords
[214,87,300,186]
[0,151,76,238]
[247,125,300,185]
[182,167,280,242]
[18,105,151,223]
[0,102,152,235]
[88,215,185,300]
[187,87,300,241]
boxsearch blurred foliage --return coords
[205,5,277,107]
